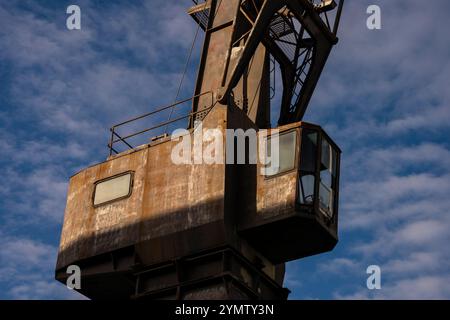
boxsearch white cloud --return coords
[0,0,202,228]
[8,280,85,300]
[290,1,450,299]
[0,233,85,299]
[0,0,204,299]
[382,276,450,300]
[0,238,54,268]
[1,164,69,223]
[385,105,450,134]
[307,1,450,142]
[336,275,450,300]
[317,258,360,275]
[384,251,448,275]
[284,263,303,289]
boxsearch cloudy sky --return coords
[0,0,449,299]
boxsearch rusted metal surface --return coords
[189,0,344,126]
[56,105,289,299]
[133,248,288,300]
[56,0,344,300]
[108,91,214,155]
[237,122,341,263]
[58,105,228,270]
[57,103,340,274]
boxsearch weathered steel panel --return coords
[57,106,230,269]
[57,148,148,269]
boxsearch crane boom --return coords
[189,0,344,127]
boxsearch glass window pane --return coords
[264,130,297,176]
[94,173,132,206]
[331,146,337,177]
[321,138,338,177]
[319,137,336,219]
[298,174,315,205]
[279,131,296,173]
[320,169,332,188]
[319,182,333,218]
[300,130,318,172]
[321,138,331,171]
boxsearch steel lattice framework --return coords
[190,0,344,126]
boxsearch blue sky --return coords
[0,0,449,299]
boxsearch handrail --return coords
[108,91,214,156]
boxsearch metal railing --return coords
[108,91,214,156]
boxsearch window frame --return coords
[262,129,300,179]
[92,171,135,208]
[295,126,341,225]
[297,127,318,208]
[316,132,339,222]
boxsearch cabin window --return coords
[297,128,339,219]
[264,130,297,176]
[298,174,315,205]
[298,129,318,204]
[319,138,337,218]
[93,172,133,207]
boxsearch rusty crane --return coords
[55,0,344,299]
